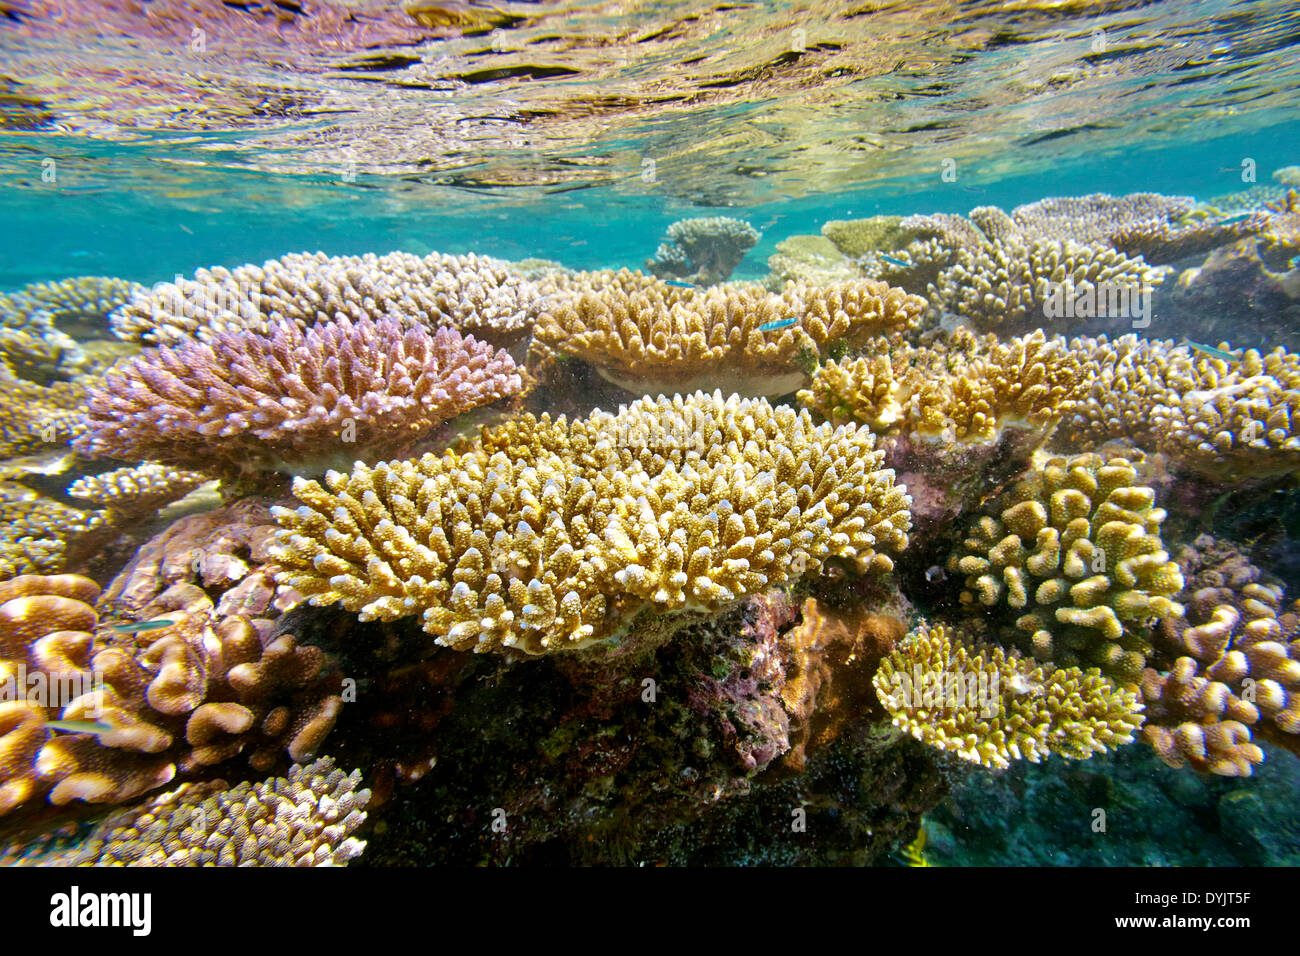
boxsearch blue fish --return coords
[877,253,911,268]
[1213,212,1252,226]
[663,279,696,289]
[758,317,799,333]
[1179,338,1243,362]
[44,720,113,735]
[1289,254,1300,268]
[111,619,175,633]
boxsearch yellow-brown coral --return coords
[529,275,926,398]
[272,391,912,655]
[948,453,1183,685]
[873,623,1144,770]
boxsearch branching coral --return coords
[1059,335,1300,481]
[0,376,89,460]
[271,391,911,656]
[77,317,522,479]
[873,623,1144,770]
[0,575,343,816]
[530,276,926,398]
[947,453,1184,685]
[1140,536,1300,776]
[43,757,369,867]
[111,251,543,346]
[0,276,142,336]
[0,483,109,580]
[646,217,760,285]
[68,463,211,518]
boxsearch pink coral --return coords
[75,317,521,478]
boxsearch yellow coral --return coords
[873,623,1144,770]
[272,391,911,655]
[948,453,1183,684]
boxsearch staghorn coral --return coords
[110,251,543,346]
[0,376,88,460]
[68,463,211,519]
[0,575,343,816]
[646,217,760,286]
[947,453,1184,685]
[1059,335,1300,482]
[77,317,522,479]
[271,391,911,656]
[873,623,1143,770]
[530,276,926,398]
[21,757,371,867]
[1140,536,1300,776]
[99,498,297,621]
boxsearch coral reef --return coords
[111,251,543,347]
[77,317,522,479]
[271,391,912,655]
[947,453,1184,685]
[4,757,369,867]
[0,483,110,579]
[1140,535,1300,776]
[874,623,1143,770]
[765,235,861,287]
[821,216,916,259]
[0,574,343,818]
[0,276,142,337]
[530,275,926,398]
[646,217,760,286]
[67,463,211,519]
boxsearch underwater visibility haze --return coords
[0,0,1299,871]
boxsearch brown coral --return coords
[272,391,911,655]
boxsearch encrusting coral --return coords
[271,391,912,656]
[1140,535,1300,776]
[646,217,760,286]
[873,622,1144,770]
[0,574,343,817]
[947,453,1184,686]
[110,251,543,347]
[529,274,927,398]
[76,317,522,479]
[2,756,369,866]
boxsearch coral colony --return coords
[0,186,1299,866]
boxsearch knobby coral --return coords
[874,623,1144,770]
[947,453,1184,685]
[77,317,522,478]
[272,391,912,655]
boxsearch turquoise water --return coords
[1,0,1300,868]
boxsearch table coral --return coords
[111,251,543,347]
[67,463,211,519]
[947,453,1184,685]
[1140,535,1300,776]
[646,217,761,286]
[0,276,142,337]
[77,317,522,479]
[765,235,862,288]
[0,575,343,818]
[271,391,911,656]
[529,274,926,398]
[874,623,1144,770]
[1060,335,1300,482]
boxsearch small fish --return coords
[178,223,193,235]
[44,720,113,735]
[924,565,947,584]
[1178,338,1243,362]
[876,253,911,268]
[758,316,799,333]
[1288,254,1300,268]
[1213,212,1252,226]
[110,619,175,633]
[663,279,696,289]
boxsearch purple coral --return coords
[75,317,521,477]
